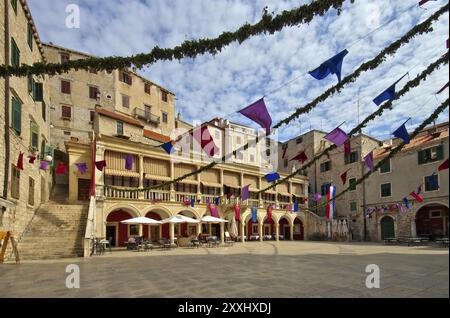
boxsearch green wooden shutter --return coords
[436,145,444,160]
[33,82,43,102]
[418,150,426,165]
[42,101,46,121]
[11,0,17,14]
[30,120,39,149]
[11,38,20,67]
[44,146,55,167]
[28,75,33,94]
[12,97,21,134]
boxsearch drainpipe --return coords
[2,0,10,200]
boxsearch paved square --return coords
[0,241,448,298]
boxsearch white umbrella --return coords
[332,220,338,234]
[120,216,162,225]
[161,215,199,224]
[201,216,228,223]
[337,220,343,236]
[227,215,238,238]
[342,220,349,237]
[327,222,331,238]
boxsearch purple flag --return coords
[95,160,107,171]
[324,127,348,146]
[364,151,374,171]
[241,184,250,201]
[75,163,87,175]
[209,204,219,218]
[238,98,272,135]
[39,160,50,170]
[125,154,133,170]
[312,193,322,202]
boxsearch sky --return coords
[27,0,449,142]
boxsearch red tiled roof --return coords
[96,108,143,128]
[143,129,171,143]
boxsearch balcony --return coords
[133,107,160,125]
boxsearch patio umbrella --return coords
[228,215,238,238]
[327,222,331,238]
[161,215,199,224]
[337,220,343,236]
[201,216,228,223]
[332,220,338,235]
[120,216,162,225]
[342,220,349,237]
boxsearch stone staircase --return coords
[17,202,89,260]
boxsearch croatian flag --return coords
[326,185,336,220]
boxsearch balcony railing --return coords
[144,189,170,201]
[133,107,160,125]
[175,192,197,203]
[105,187,139,200]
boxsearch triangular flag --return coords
[437,82,449,94]
[266,205,273,223]
[410,191,423,203]
[95,160,107,171]
[238,98,272,135]
[39,161,50,171]
[438,158,449,171]
[290,151,308,164]
[56,162,67,174]
[234,204,241,221]
[191,125,219,157]
[364,151,374,171]
[28,155,36,164]
[160,141,175,154]
[324,126,349,147]
[393,121,410,144]
[17,152,24,170]
[403,197,410,209]
[373,74,407,106]
[264,172,280,182]
[241,184,250,201]
[309,49,349,82]
[75,162,87,174]
[340,169,350,185]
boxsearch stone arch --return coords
[104,204,141,218]
[174,207,201,219]
[414,203,449,239]
[105,208,139,247]
[143,207,172,242]
[278,215,292,240]
[293,215,305,240]
[177,209,201,237]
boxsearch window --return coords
[296,137,303,144]
[252,224,258,235]
[11,0,17,14]
[214,130,220,139]
[144,105,151,117]
[321,183,331,196]
[250,154,255,162]
[11,165,20,199]
[379,158,391,174]
[161,91,168,102]
[11,38,20,67]
[40,139,46,160]
[30,120,39,149]
[418,145,444,165]
[61,105,71,119]
[424,174,439,192]
[27,23,33,51]
[28,74,33,94]
[28,177,35,206]
[129,224,139,236]
[90,110,95,122]
[122,95,130,108]
[380,183,392,198]
[89,86,99,99]
[117,121,124,136]
[283,158,288,168]
[119,71,132,85]
[33,82,43,102]
[42,101,46,122]
[162,112,168,123]
[88,67,97,74]
[345,151,359,164]
[320,161,332,172]
[63,131,71,136]
[350,202,357,212]
[144,83,151,94]
[61,80,71,94]
[349,178,357,191]
[12,97,21,134]
[60,53,70,63]
[430,210,442,218]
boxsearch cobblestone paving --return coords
[0,241,448,298]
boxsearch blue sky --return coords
[27,0,449,142]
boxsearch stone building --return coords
[0,0,52,244]
[362,122,449,241]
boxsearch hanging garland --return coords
[315,97,449,209]
[105,4,448,193]
[0,0,354,78]
[274,2,449,129]
[258,51,449,194]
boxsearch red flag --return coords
[410,191,423,203]
[266,205,273,223]
[191,125,219,157]
[56,162,67,174]
[17,152,24,170]
[438,158,449,171]
[234,204,241,221]
[290,151,307,164]
[344,139,351,156]
[28,155,36,164]
[340,169,350,185]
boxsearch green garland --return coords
[0,0,354,78]
[315,97,449,209]
[274,2,449,129]
[258,51,449,194]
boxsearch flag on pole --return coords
[393,120,410,144]
[266,205,273,223]
[373,74,408,106]
[241,184,250,201]
[191,125,219,157]
[17,152,24,170]
[312,193,322,201]
[290,151,308,164]
[438,158,449,171]
[437,82,449,94]
[309,49,349,82]
[324,126,349,146]
[28,155,37,164]
[238,98,272,135]
[235,204,241,221]
[56,162,67,174]
[95,160,107,171]
[364,151,374,171]
[326,185,336,220]
[264,172,280,182]
[293,202,299,213]
[403,197,410,209]
[410,191,424,203]
[75,163,87,175]
[251,207,258,223]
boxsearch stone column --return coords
[220,222,225,244]
[258,220,263,242]
[159,224,162,240]
[138,155,144,200]
[95,143,106,198]
[208,223,212,235]
[290,222,294,241]
[196,223,201,235]
[289,182,293,204]
[169,223,175,244]
[275,222,279,241]
[170,161,175,201]
[241,221,245,243]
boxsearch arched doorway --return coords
[263,216,275,239]
[106,210,135,247]
[178,210,198,237]
[279,217,290,240]
[293,217,304,240]
[245,214,259,240]
[416,204,449,239]
[143,210,170,242]
[380,216,395,239]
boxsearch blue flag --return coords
[309,49,349,82]
[373,73,408,106]
[190,198,195,208]
[293,202,299,213]
[252,207,258,223]
[393,121,410,144]
[160,141,175,154]
[214,197,220,205]
[264,172,280,182]
[403,197,410,209]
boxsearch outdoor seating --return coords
[125,237,138,250]
[224,232,234,246]
[189,238,201,248]
[91,237,106,256]
[206,236,220,247]
[159,238,172,249]
[435,237,449,248]
[263,235,272,241]
[138,240,153,251]
[249,234,259,241]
